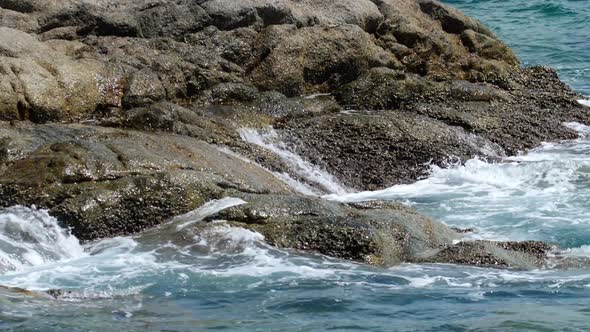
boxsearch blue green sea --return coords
[1,1,590,331]
[447,0,590,96]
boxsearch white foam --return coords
[0,212,350,291]
[578,99,590,107]
[271,172,319,196]
[186,223,348,278]
[217,146,319,196]
[304,93,331,99]
[0,208,374,291]
[552,245,590,257]
[4,207,590,296]
[174,197,247,230]
[327,122,590,202]
[6,120,590,298]
[325,125,590,242]
[0,207,86,272]
[564,121,590,136]
[324,157,552,202]
[239,127,349,195]
[195,223,265,252]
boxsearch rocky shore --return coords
[1,0,588,269]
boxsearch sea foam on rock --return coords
[0,0,585,268]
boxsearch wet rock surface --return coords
[422,240,554,269]
[0,122,292,240]
[0,0,582,268]
[216,195,458,265]
[200,195,551,269]
[0,285,54,299]
[280,109,504,190]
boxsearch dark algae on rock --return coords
[0,0,587,268]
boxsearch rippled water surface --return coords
[2,1,590,331]
[446,0,590,95]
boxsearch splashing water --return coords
[5,204,590,331]
[174,197,247,230]
[326,123,590,247]
[0,206,86,273]
[6,124,590,330]
[239,127,350,195]
[2,0,590,329]
[216,146,319,196]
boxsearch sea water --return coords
[446,0,590,96]
[2,1,590,330]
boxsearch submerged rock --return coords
[0,285,53,299]
[199,194,551,268]
[221,195,457,265]
[422,240,553,269]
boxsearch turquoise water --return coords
[446,0,590,95]
[2,1,590,331]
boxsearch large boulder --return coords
[0,27,121,122]
[0,121,292,240]
[214,195,457,265]
[0,7,39,32]
[280,110,504,190]
[250,24,399,96]
[201,0,383,32]
[195,195,552,268]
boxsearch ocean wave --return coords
[325,123,590,246]
[517,2,579,16]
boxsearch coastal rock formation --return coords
[0,122,292,240]
[0,0,585,268]
[204,196,551,268]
